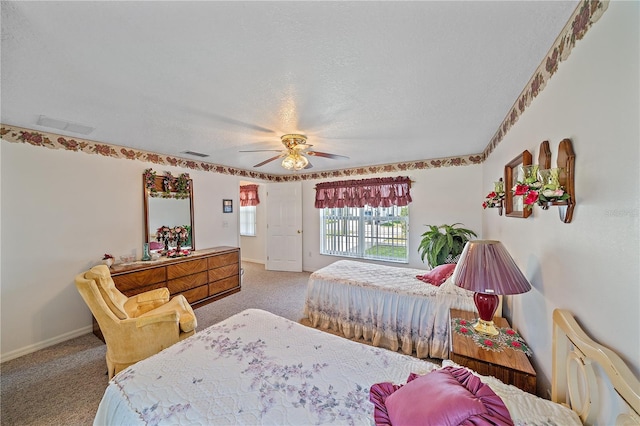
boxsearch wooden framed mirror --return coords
[504,150,533,218]
[143,171,195,250]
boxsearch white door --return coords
[266,181,303,271]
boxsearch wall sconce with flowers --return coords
[482,178,506,215]
[510,140,575,223]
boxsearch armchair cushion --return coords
[86,265,128,319]
[124,287,170,317]
[138,294,197,333]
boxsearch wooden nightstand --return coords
[449,308,537,394]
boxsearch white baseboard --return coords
[241,257,265,265]
[0,325,93,363]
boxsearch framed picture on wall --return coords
[223,199,233,213]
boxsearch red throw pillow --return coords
[369,367,513,426]
[416,263,456,286]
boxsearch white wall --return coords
[482,0,639,396]
[301,166,484,271]
[0,142,240,360]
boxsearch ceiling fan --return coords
[240,134,349,171]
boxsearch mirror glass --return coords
[143,172,195,250]
[504,150,532,219]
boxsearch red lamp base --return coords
[473,292,500,336]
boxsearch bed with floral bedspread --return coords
[303,260,478,359]
[94,309,580,425]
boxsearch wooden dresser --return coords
[93,246,241,340]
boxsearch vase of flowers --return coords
[102,253,114,268]
[157,226,172,251]
[171,226,189,251]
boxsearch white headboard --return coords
[552,309,640,425]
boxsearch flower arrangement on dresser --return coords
[156,225,191,255]
[102,253,114,268]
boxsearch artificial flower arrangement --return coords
[171,225,189,248]
[174,173,191,199]
[513,165,570,208]
[482,191,505,209]
[156,225,173,250]
[166,248,191,258]
[482,179,506,209]
[143,168,158,196]
[144,168,191,199]
[156,225,190,253]
[102,253,115,267]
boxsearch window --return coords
[240,205,256,236]
[320,205,408,262]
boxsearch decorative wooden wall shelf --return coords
[505,150,533,219]
[538,141,551,210]
[554,139,575,223]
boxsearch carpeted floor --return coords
[0,262,311,426]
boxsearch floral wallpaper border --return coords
[0,125,482,182]
[0,0,608,182]
[482,0,608,160]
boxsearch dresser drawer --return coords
[181,285,209,304]
[120,282,166,298]
[209,264,239,282]
[168,271,208,294]
[167,258,208,280]
[209,276,239,296]
[114,268,166,292]
[208,252,238,269]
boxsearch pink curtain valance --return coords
[240,184,260,206]
[314,176,412,208]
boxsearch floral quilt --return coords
[95,309,581,426]
[94,309,439,425]
[303,260,477,359]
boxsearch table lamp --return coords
[452,240,531,336]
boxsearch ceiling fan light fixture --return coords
[281,134,307,150]
[282,152,309,171]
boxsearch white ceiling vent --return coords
[181,150,210,158]
[36,115,94,135]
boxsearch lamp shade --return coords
[452,240,531,296]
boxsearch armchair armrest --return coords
[135,311,179,328]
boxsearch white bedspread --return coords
[303,260,477,359]
[94,309,581,426]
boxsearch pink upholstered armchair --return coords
[75,265,197,378]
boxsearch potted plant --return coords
[418,223,477,268]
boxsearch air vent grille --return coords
[181,150,210,158]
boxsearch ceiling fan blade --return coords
[304,159,313,169]
[307,151,349,160]
[253,153,286,168]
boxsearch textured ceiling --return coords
[1,1,579,175]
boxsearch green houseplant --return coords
[418,223,477,268]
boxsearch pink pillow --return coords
[416,263,456,286]
[369,367,513,426]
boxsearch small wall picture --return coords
[223,199,233,213]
